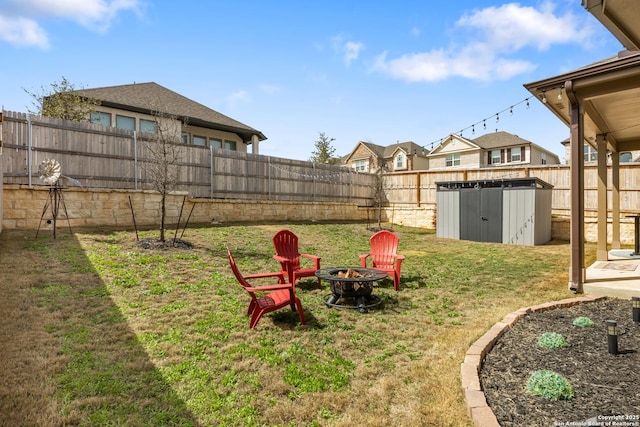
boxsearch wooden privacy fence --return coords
[4,110,640,217]
[382,164,640,217]
[1,111,377,204]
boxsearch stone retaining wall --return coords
[1,185,371,230]
[2,185,638,244]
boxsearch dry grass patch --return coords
[0,223,592,426]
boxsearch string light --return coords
[542,91,547,103]
[558,86,563,100]
[421,96,534,152]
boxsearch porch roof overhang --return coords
[523,50,640,153]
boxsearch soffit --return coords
[524,52,640,152]
[583,0,640,50]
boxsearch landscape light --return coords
[606,320,618,355]
[632,297,640,323]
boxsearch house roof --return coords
[79,82,266,143]
[473,131,560,160]
[346,140,427,161]
[383,141,426,157]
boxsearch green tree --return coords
[309,132,339,164]
[23,76,100,121]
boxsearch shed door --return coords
[460,187,502,243]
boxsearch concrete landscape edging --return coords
[461,294,607,427]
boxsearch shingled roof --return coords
[471,131,533,150]
[79,82,266,143]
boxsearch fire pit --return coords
[315,267,387,313]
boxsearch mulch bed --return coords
[480,298,640,427]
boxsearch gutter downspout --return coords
[565,80,585,293]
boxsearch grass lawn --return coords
[0,222,594,426]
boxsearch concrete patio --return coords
[583,250,640,298]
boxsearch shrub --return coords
[527,370,574,400]
[572,316,594,327]
[537,332,568,349]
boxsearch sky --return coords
[0,0,625,163]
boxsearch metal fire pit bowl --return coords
[315,267,387,313]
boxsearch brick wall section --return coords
[2,185,370,230]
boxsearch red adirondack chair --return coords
[227,247,306,329]
[359,230,405,291]
[272,230,322,289]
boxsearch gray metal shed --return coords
[436,177,553,246]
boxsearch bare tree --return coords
[141,106,187,242]
[371,152,389,230]
[23,76,100,121]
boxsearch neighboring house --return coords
[561,138,640,165]
[76,82,266,154]
[343,141,429,172]
[427,131,560,169]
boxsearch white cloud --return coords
[0,15,49,48]
[343,41,364,66]
[372,1,594,82]
[331,35,365,66]
[456,1,592,51]
[227,90,250,108]
[259,83,281,95]
[0,0,144,48]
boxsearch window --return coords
[395,153,406,169]
[193,135,207,146]
[620,152,633,163]
[584,145,597,162]
[354,159,368,172]
[491,150,501,164]
[541,152,547,165]
[90,111,111,127]
[139,119,157,134]
[511,147,521,162]
[182,133,190,144]
[209,138,222,149]
[224,140,236,151]
[116,115,135,131]
[445,154,460,167]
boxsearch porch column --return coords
[611,149,621,249]
[567,81,585,293]
[596,134,608,261]
[251,134,260,154]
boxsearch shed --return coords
[435,177,553,246]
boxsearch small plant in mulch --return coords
[526,370,574,400]
[537,332,568,349]
[572,316,594,327]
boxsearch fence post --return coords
[27,114,33,187]
[313,162,316,202]
[133,130,138,190]
[210,145,214,199]
[268,156,271,200]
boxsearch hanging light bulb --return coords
[496,113,500,123]
[526,98,530,109]
[483,120,486,130]
[510,106,513,116]
[542,91,547,103]
[472,124,475,135]
[558,87,563,100]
